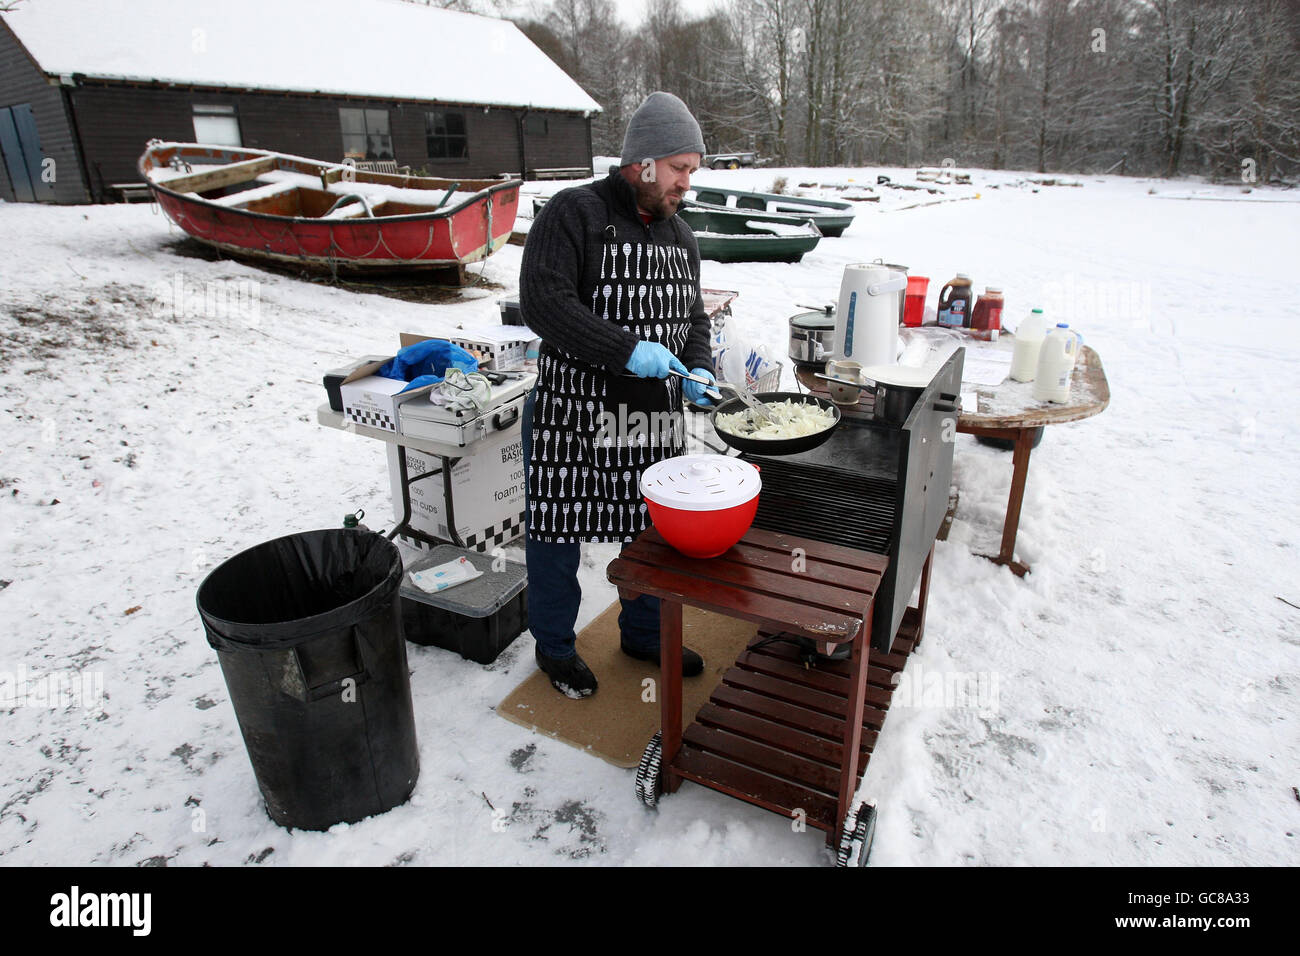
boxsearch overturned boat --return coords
[139,142,520,277]
[686,185,855,237]
[676,203,823,263]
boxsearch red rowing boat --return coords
[139,141,520,276]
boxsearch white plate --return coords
[860,364,936,388]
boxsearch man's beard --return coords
[633,178,684,220]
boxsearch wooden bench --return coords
[527,167,591,181]
[354,160,411,176]
[111,182,153,202]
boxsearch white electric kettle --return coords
[831,264,908,366]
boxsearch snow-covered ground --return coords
[1,164,1297,866]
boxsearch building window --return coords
[524,114,548,137]
[340,108,393,161]
[193,104,241,147]
[425,111,467,159]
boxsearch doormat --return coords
[496,601,758,768]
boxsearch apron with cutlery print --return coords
[528,225,700,544]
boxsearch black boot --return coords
[620,639,705,677]
[535,646,598,699]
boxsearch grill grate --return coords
[743,455,897,555]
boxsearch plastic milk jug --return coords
[1010,308,1049,382]
[1032,324,1083,403]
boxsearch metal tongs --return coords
[669,368,776,426]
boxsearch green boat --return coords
[533,192,824,262]
[686,185,856,237]
[677,203,823,263]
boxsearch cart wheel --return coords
[835,803,877,867]
[635,732,664,809]
[727,160,741,170]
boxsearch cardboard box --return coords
[448,327,534,371]
[340,374,411,432]
[336,332,477,432]
[386,423,527,553]
[324,354,393,412]
[338,330,539,432]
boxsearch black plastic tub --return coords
[399,545,528,665]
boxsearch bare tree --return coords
[1199,0,1300,181]
[525,0,632,154]
[1137,0,1250,176]
[508,0,1295,180]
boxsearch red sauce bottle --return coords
[970,287,1004,341]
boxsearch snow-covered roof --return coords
[1,0,602,114]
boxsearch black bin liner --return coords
[197,529,419,831]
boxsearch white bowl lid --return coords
[640,454,761,512]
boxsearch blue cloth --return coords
[521,388,659,658]
[378,339,478,393]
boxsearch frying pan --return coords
[709,391,841,455]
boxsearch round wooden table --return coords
[796,334,1109,576]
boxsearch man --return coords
[518,91,717,698]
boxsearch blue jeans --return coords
[522,387,660,660]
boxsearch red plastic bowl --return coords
[646,494,760,559]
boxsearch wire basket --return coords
[752,362,783,394]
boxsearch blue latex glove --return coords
[625,341,688,379]
[682,367,716,406]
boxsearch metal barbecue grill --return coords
[745,457,897,556]
[743,347,964,652]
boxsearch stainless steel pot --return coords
[788,309,836,366]
[861,364,946,425]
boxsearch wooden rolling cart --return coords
[608,526,934,866]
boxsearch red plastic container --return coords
[645,496,760,559]
[904,275,930,327]
[640,455,762,559]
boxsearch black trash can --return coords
[197,529,419,831]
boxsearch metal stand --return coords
[316,404,478,550]
[388,445,465,549]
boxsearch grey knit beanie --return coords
[619,92,706,167]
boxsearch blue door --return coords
[0,104,53,202]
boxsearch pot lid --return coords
[641,454,761,512]
[791,311,836,329]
